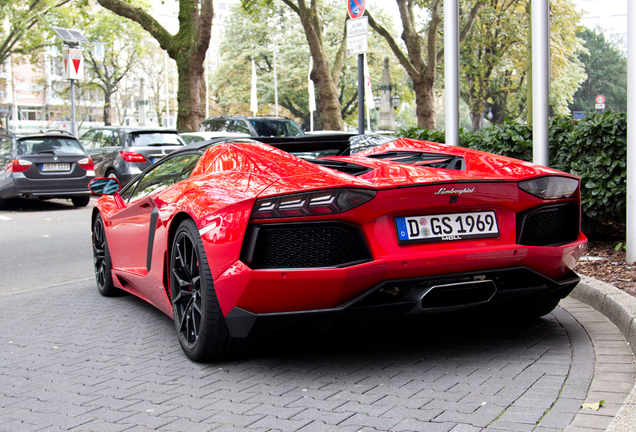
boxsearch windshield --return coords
[129,132,185,147]
[250,119,304,137]
[17,137,86,156]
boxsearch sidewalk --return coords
[569,276,636,432]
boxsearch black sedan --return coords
[0,131,95,208]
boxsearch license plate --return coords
[42,163,71,172]
[395,211,499,244]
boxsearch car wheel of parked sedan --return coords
[106,170,119,182]
[170,219,243,362]
[92,214,118,297]
[72,196,91,207]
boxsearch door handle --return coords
[140,202,152,209]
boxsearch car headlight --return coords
[519,176,579,200]
[251,188,376,219]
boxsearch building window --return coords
[18,106,43,121]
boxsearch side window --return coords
[100,130,117,147]
[126,154,201,202]
[202,119,225,132]
[80,131,97,149]
[228,120,250,134]
[0,138,11,157]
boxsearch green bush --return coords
[398,112,628,237]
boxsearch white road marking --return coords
[0,215,11,221]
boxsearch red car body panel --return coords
[93,137,587,329]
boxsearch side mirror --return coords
[89,178,121,195]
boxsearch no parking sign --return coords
[348,0,365,19]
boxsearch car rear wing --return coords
[257,133,357,158]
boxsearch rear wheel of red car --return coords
[72,196,91,207]
[170,219,245,362]
[92,214,118,297]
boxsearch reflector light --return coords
[120,151,147,163]
[251,189,376,219]
[7,159,32,173]
[78,157,94,170]
[519,176,579,200]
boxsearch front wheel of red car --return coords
[170,219,244,362]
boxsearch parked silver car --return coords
[80,126,185,186]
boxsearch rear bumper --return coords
[6,173,93,199]
[223,266,581,338]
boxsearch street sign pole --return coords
[70,80,76,137]
[347,0,366,134]
[358,54,364,134]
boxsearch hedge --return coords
[398,112,628,237]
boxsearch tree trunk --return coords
[96,0,212,132]
[414,75,437,129]
[292,1,343,131]
[103,92,111,126]
[176,52,205,132]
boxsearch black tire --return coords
[170,219,247,362]
[92,214,118,297]
[106,170,118,180]
[72,196,91,207]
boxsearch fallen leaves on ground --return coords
[576,241,636,298]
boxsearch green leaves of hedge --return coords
[398,112,627,235]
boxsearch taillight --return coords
[251,189,376,219]
[120,151,147,163]
[78,157,94,170]
[7,159,32,173]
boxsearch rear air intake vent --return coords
[241,222,372,269]
[517,203,579,246]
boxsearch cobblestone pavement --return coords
[0,281,633,432]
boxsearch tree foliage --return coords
[459,0,586,131]
[95,0,213,132]
[570,28,627,114]
[57,4,145,125]
[0,0,74,66]
[241,0,347,131]
[213,2,398,130]
[366,0,484,130]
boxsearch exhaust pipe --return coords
[406,279,497,313]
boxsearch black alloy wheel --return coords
[92,214,117,296]
[170,219,241,362]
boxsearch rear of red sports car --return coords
[91,135,587,362]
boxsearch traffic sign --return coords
[595,95,605,104]
[63,48,84,80]
[346,17,368,56]
[348,0,365,19]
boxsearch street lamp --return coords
[391,92,401,110]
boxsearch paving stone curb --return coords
[569,276,636,432]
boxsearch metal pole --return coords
[532,0,550,167]
[165,53,170,127]
[70,79,77,137]
[627,2,635,263]
[358,53,364,134]
[444,0,460,147]
[274,38,279,116]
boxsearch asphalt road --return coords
[0,197,97,296]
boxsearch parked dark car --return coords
[79,126,185,186]
[200,115,305,137]
[0,131,94,208]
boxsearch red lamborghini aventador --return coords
[89,134,587,362]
